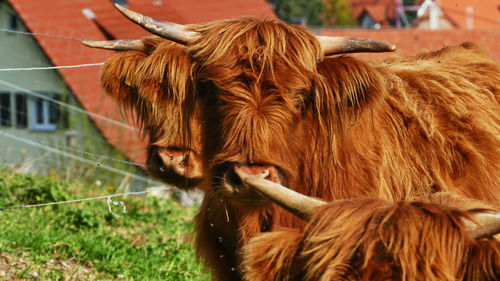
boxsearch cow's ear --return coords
[101,51,148,103]
[129,41,196,142]
[317,56,384,110]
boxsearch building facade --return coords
[0,2,152,189]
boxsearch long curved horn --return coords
[466,212,500,239]
[243,178,500,238]
[114,4,198,45]
[243,178,326,221]
[316,36,396,56]
[81,39,147,51]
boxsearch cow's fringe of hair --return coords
[187,17,321,80]
[101,50,147,115]
[243,199,499,281]
[100,38,196,144]
[186,18,344,161]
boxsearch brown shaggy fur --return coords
[243,196,499,281]
[99,17,499,281]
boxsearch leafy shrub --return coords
[0,172,70,206]
[17,182,70,205]
[59,208,104,231]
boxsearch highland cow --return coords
[84,4,500,281]
[241,176,499,280]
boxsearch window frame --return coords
[7,13,18,31]
[0,91,13,127]
[28,92,59,132]
[14,92,28,128]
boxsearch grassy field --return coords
[0,169,210,280]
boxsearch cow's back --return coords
[365,43,500,206]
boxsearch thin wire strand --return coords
[0,187,171,211]
[0,96,147,168]
[0,103,115,146]
[0,80,138,131]
[37,140,146,168]
[0,6,175,214]
[0,131,157,185]
[0,28,93,41]
[0,63,105,72]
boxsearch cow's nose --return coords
[229,164,281,188]
[158,148,202,179]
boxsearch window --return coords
[0,92,62,130]
[15,93,27,128]
[0,92,11,127]
[48,95,61,124]
[360,12,377,29]
[8,14,18,31]
[29,94,60,131]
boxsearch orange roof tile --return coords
[320,28,500,62]
[440,0,499,29]
[8,0,275,165]
[350,0,396,21]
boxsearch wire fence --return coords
[0,100,146,169]
[0,126,174,216]
[0,50,145,184]
[0,128,176,217]
[0,13,197,217]
[0,28,94,42]
[0,62,105,72]
[0,186,170,212]
[0,79,138,131]
[0,131,156,184]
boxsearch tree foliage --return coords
[269,0,357,27]
[268,0,324,26]
[322,0,357,26]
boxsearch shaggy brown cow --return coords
[84,4,500,281]
[241,177,499,280]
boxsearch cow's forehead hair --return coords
[186,17,323,83]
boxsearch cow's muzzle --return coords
[157,147,203,179]
[216,162,283,202]
[147,146,203,189]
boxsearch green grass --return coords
[0,169,210,280]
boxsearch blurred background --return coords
[0,0,498,192]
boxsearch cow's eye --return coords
[293,90,308,111]
[294,100,305,112]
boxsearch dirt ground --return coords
[0,252,113,281]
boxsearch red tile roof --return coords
[8,0,275,165]
[440,0,500,29]
[349,0,396,25]
[349,0,500,30]
[320,28,500,62]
